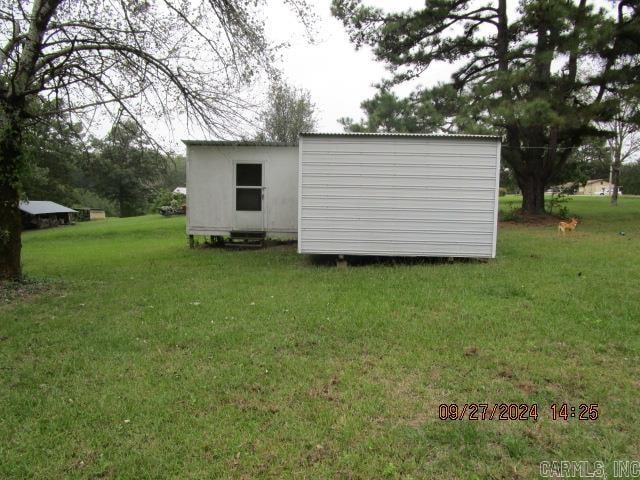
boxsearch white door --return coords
[233,162,265,231]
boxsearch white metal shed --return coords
[184,141,298,239]
[297,132,501,258]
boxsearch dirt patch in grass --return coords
[499,212,565,227]
[300,443,333,467]
[308,375,341,403]
[516,381,539,396]
[0,278,58,305]
[464,346,480,357]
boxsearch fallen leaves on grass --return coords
[0,279,55,304]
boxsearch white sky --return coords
[263,0,433,131]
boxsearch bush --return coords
[499,187,508,197]
[149,189,186,213]
[621,161,640,195]
[499,204,521,222]
[545,192,571,218]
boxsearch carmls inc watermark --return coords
[540,460,640,479]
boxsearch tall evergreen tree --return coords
[332,0,640,214]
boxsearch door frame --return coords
[232,160,266,231]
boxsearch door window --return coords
[236,164,262,211]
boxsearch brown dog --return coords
[558,217,578,235]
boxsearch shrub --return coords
[150,189,186,213]
[545,192,571,217]
[499,204,521,222]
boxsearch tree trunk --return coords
[118,185,125,217]
[611,151,621,206]
[0,114,24,281]
[520,174,547,215]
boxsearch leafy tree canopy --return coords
[19,98,85,206]
[256,79,317,144]
[621,160,640,194]
[88,118,164,217]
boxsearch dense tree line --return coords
[620,161,640,194]
[21,112,185,217]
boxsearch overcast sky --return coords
[263,0,431,131]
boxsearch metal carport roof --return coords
[19,201,77,215]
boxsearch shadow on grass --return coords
[306,254,490,268]
[192,237,492,267]
[194,237,297,250]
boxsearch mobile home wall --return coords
[186,143,298,238]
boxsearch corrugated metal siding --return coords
[298,136,500,258]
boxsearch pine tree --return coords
[332,0,640,214]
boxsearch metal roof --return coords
[19,200,77,215]
[183,133,501,146]
[299,132,501,140]
[182,140,296,147]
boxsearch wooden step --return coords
[224,240,264,249]
[225,231,265,249]
[230,230,266,240]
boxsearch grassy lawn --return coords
[1,195,639,479]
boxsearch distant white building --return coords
[173,187,187,195]
[578,179,622,196]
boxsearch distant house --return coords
[173,187,187,195]
[19,201,77,229]
[578,179,622,196]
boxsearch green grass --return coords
[1,196,639,479]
